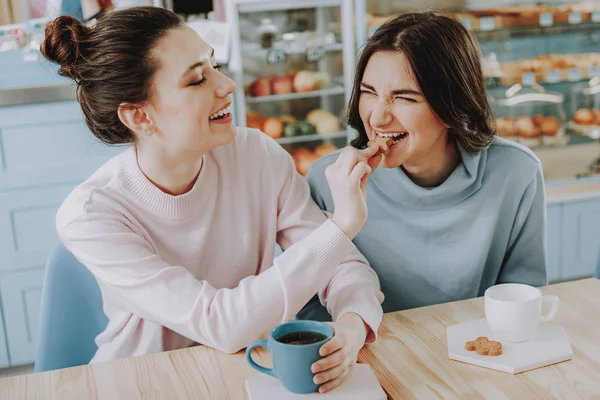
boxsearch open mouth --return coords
[209,105,232,121]
[376,131,408,144]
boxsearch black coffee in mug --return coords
[276,331,328,345]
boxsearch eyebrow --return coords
[360,82,421,96]
[183,48,216,75]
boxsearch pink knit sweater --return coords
[56,128,384,362]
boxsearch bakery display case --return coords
[569,76,600,139]
[491,83,567,148]
[360,2,600,90]
[225,0,356,175]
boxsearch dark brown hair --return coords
[349,12,494,153]
[40,7,183,144]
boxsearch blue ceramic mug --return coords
[246,320,334,394]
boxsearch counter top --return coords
[0,82,76,107]
[546,179,600,204]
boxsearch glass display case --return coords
[569,76,600,139]
[225,0,356,175]
[491,83,567,148]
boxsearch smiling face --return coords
[358,51,450,170]
[142,26,236,157]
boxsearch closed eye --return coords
[395,96,417,103]
[190,64,222,86]
[189,77,206,86]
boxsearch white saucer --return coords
[447,318,573,374]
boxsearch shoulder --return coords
[483,137,545,205]
[56,150,128,235]
[486,136,542,173]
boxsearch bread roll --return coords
[515,116,539,138]
[592,109,600,125]
[574,109,594,125]
[532,114,545,127]
[495,117,517,137]
[540,117,559,136]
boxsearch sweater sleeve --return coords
[273,146,383,342]
[59,210,354,355]
[498,165,548,287]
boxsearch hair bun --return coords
[40,16,91,80]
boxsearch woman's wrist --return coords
[330,214,359,240]
[338,312,369,344]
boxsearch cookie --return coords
[464,336,502,356]
[367,136,394,155]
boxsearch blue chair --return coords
[34,244,108,372]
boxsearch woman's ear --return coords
[117,103,155,138]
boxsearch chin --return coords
[213,124,237,145]
[380,153,404,169]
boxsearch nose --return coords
[369,99,393,130]
[215,71,236,98]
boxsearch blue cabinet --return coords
[0,302,10,368]
[546,204,562,283]
[0,101,123,191]
[561,199,600,281]
[0,270,45,366]
[0,185,77,272]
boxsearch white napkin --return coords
[246,363,386,400]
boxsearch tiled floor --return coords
[0,364,34,379]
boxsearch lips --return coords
[375,130,408,143]
[209,104,232,121]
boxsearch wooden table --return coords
[2,278,600,399]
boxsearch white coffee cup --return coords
[484,283,559,343]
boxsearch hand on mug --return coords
[310,313,368,393]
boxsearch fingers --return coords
[361,141,381,158]
[318,367,352,394]
[319,333,344,357]
[312,348,344,373]
[333,144,383,178]
[314,362,345,386]
[337,147,361,175]
[350,162,372,185]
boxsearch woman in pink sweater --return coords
[41,7,383,393]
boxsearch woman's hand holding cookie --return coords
[326,145,381,239]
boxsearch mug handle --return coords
[540,295,559,322]
[246,340,275,378]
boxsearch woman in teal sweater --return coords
[300,12,547,317]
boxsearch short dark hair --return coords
[348,12,494,153]
[40,7,183,145]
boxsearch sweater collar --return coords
[118,146,213,219]
[370,142,486,211]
